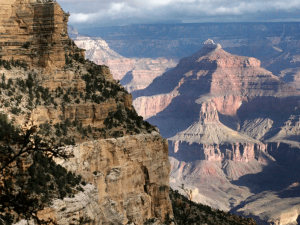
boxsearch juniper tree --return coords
[0,114,73,225]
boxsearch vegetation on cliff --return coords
[0,8,156,225]
[168,188,257,225]
[0,113,86,224]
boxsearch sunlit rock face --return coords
[0,0,80,68]
[1,1,173,224]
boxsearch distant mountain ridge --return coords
[78,22,300,59]
[69,26,178,92]
[78,23,300,90]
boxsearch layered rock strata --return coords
[132,40,300,224]
[169,101,268,163]
[0,0,85,68]
[55,133,171,224]
[0,1,172,224]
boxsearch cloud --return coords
[56,0,300,27]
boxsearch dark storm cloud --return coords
[57,0,300,27]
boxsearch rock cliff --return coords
[0,0,78,68]
[55,133,171,225]
[0,1,172,224]
[132,40,300,224]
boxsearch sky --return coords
[57,0,300,28]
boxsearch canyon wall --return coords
[0,0,83,68]
[132,40,300,224]
[0,1,172,224]
[54,133,171,225]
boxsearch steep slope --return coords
[0,1,172,224]
[132,40,300,224]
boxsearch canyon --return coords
[131,40,300,224]
[72,23,300,224]
[69,26,177,93]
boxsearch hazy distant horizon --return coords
[71,21,300,30]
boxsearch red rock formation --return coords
[169,100,268,163]
[133,39,300,224]
[133,39,298,120]
[133,91,179,119]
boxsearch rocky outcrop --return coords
[72,36,131,81]
[169,156,267,211]
[14,184,101,225]
[50,184,102,224]
[121,58,177,92]
[0,0,84,68]
[169,101,268,163]
[133,39,298,137]
[78,23,300,93]
[232,190,300,225]
[0,1,173,224]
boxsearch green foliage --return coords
[104,107,155,135]
[10,107,21,115]
[26,152,83,201]
[0,113,20,142]
[73,53,85,63]
[7,79,13,88]
[0,59,27,70]
[0,113,83,224]
[81,65,128,104]
[7,90,13,96]
[16,95,23,104]
[169,188,257,225]
[75,121,88,137]
[0,60,11,70]
[63,93,71,103]
[21,42,30,49]
[26,73,34,89]
[65,54,72,65]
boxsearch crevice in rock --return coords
[142,166,150,194]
